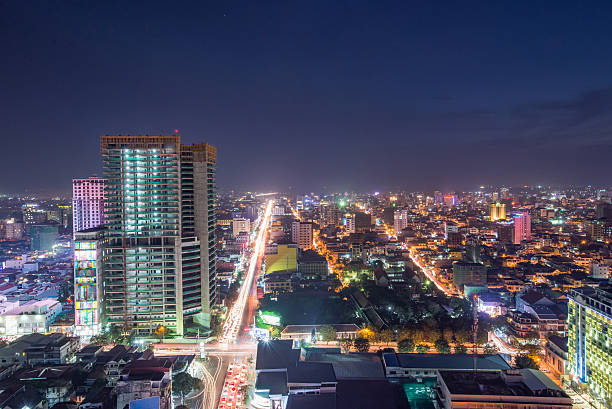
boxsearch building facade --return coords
[568,287,612,406]
[291,221,313,251]
[74,227,105,337]
[101,135,217,336]
[513,213,532,244]
[72,176,105,238]
[490,203,507,221]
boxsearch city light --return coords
[219,200,273,343]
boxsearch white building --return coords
[0,299,62,337]
[291,221,313,251]
[591,262,610,279]
[232,217,251,238]
[393,209,409,234]
[72,176,105,238]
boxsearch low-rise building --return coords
[381,353,510,379]
[0,299,62,337]
[436,369,571,409]
[280,324,360,343]
[544,335,567,379]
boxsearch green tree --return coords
[58,279,73,303]
[172,372,200,399]
[454,344,467,354]
[379,329,395,345]
[423,325,440,343]
[398,338,415,353]
[434,337,451,353]
[337,338,353,353]
[519,343,541,356]
[154,325,170,343]
[269,326,281,338]
[319,325,337,342]
[515,355,538,369]
[71,368,87,387]
[483,344,499,354]
[411,327,426,344]
[453,327,471,344]
[442,327,454,343]
[109,325,123,344]
[90,333,110,346]
[210,312,223,338]
[354,337,370,352]
[416,344,429,353]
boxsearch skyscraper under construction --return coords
[100,135,216,336]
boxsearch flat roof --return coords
[256,340,300,371]
[385,353,510,371]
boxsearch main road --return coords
[219,199,273,343]
[197,199,273,409]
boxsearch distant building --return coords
[489,203,506,221]
[393,209,409,234]
[443,194,457,207]
[497,222,514,243]
[22,204,47,225]
[353,212,372,233]
[452,261,487,292]
[444,222,459,240]
[232,217,251,238]
[291,221,313,250]
[72,176,105,238]
[298,250,328,278]
[2,218,24,241]
[265,244,298,274]
[513,213,531,244]
[589,218,612,242]
[27,224,58,251]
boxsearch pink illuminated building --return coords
[513,212,531,244]
[72,176,105,238]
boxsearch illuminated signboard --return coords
[75,241,97,250]
[75,249,97,261]
[258,311,281,326]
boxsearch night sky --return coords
[2,1,612,194]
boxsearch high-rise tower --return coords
[180,143,217,326]
[72,176,105,238]
[513,212,531,244]
[100,135,216,336]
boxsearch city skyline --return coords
[3,2,612,193]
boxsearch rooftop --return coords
[386,353,511,371]
[439,369,569,399]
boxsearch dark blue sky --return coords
[2,1,612,193]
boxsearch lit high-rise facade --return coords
[72,176,105,238]
[568,287,612,406]
[180,143,217,326]
[513,212,531,244]
[101,135,217,336]
[74,227,104,337]
[489,202,506,221]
